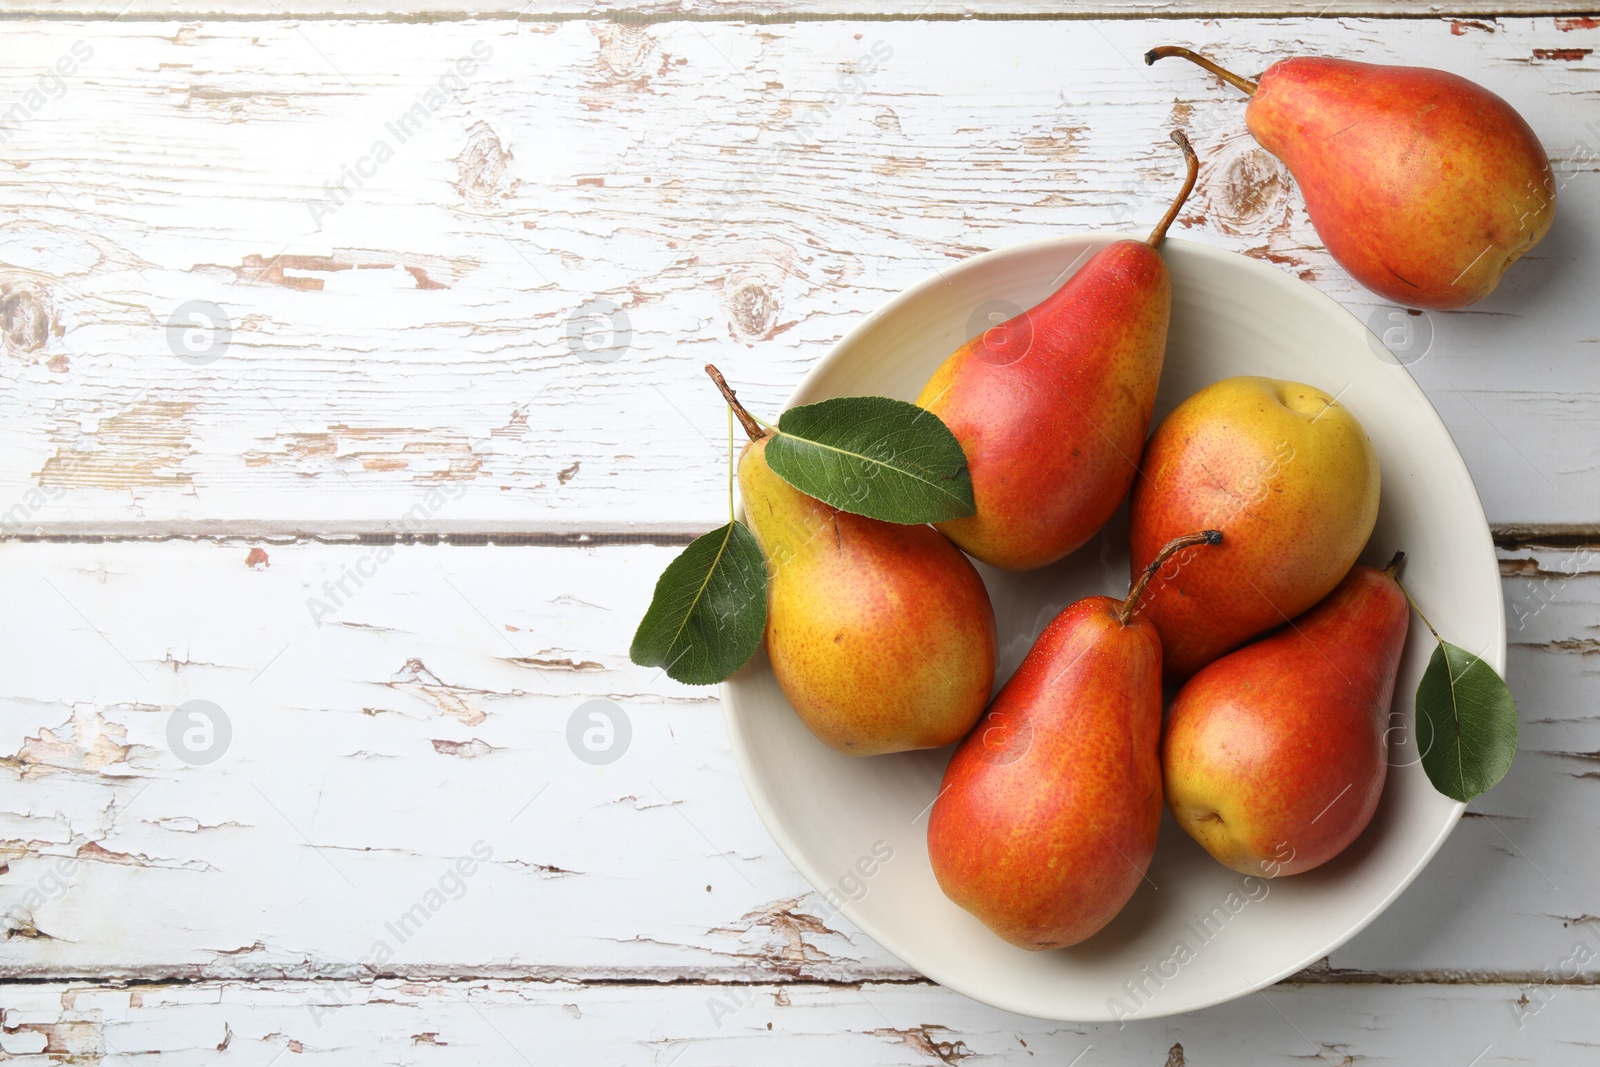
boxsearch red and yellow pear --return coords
[928,531,1220,949]
[710,368,997,757]
[1163,557,1411,876]
[916,132,1200,571]
[1147,46,1554,309]
[1128,375,1379,681]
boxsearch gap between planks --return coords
[0,531,703,547]
[0,969,1597,988]
[0,525,1595,550]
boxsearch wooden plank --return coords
[14,3,1600,20]
[0,18,1595,534]
[1,979,1598,1063]
[0,542,1594,984]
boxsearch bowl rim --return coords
[722,232,1501,1021]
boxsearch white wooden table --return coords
[1,1,1597,1061]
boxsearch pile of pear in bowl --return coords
[633,47,1533,1021]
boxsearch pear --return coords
[916,131,1200,571]
[1147,47,1554,309]
[710,369,997,756]
[1128,376,1379,682]
[928,531,1220,949]
[1163,557,1410,876]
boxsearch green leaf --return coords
[629,522,767,685]
[764,396,975,524]
[1414,641,1518,802]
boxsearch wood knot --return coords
[723,274,780,343]
[0,271,58,358]
[1202,142,1294,237]
[454,121,515,206]
[591,24,663,89]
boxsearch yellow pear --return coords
[714,373,997,756]
[1128,376,1379,680]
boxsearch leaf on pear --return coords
[764,396,975,524]
[1414,641,1518,802]
[629,522,767,686]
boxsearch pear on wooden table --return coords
[1148,46,1555,309]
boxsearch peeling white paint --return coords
[0,19,1592,533]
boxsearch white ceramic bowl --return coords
[722,235,1504,1021]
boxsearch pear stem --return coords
[705,364,769,443]
[1146,130,1200,248]
[1116,529,1223,625]
[1145,46,1259,97]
